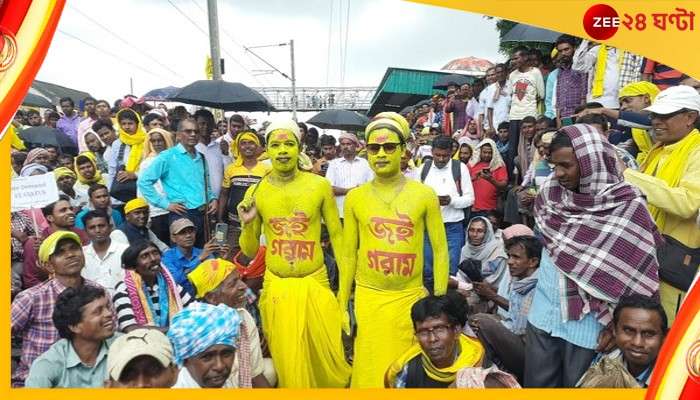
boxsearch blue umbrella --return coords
[142,86,181,101]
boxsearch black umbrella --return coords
[167,80,275,111]
[142,86,181,101]
[19,126,78,156]
[306,109,370,131]
[22,92,54,108]
[501,23,561,43]
[399,105,415,115]
[413,98,432,108]
[432,74,472,90]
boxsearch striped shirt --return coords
[642,59,683,90]
[11,279,104,387]
[325,156,373,218]
[527,251,603,350]
[113,277,193,331]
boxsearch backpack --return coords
[420,159,463,196]
[420,159,471,221]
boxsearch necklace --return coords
[370,176,407,210]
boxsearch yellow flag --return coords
[205,56,213,80]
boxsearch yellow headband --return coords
[53,167,76,181]
[366,118,409,142]
[187,258,237,298]
[373,112,410,137]
[619,81,660,101]
[231,131,261,164]
[124,197,149,214]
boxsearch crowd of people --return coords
[8,34,700,389]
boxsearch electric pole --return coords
[207,0,222,80]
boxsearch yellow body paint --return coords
[340,126,449,388]
[239,128,351,388]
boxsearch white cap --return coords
[644,85,700,114]
[107,329,174,381]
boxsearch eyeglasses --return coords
[650,108,689,120]
[366,142,401,155]
[415,324,452,340]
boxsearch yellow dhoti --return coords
[351,283,427,388]
[259,267,351,388]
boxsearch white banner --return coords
[11,173,60,212]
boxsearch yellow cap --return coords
[124,197,149,215]
[38,231,82,263]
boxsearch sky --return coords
[36,0,505,103]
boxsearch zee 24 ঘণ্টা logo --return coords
[583,3,696,40]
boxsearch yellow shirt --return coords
[624,144,700,248]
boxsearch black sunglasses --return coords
[366,142,401,155]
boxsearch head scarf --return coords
[531,131,556,165]
[187,258,237,299]
[366,113,411,142]
[265,120,315,171]
[9,124,26,151]
[74,152,105,185]
[265,119,301,142]
[230,131,261,167]
[20,163,49,177]
[460,216,508,285]
[501,224,534,240]
[142,128,174,159]
[618,81,660,101]
[167,302,241,366]
[24,148,49,167]
[116,108,147,173]
[53,167,76,182]
[124,197,149,214]
[338,132,360,146]
[469,138,505,170]
[534,124,662,326]
[373,111,410,139]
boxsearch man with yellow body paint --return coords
[340,112,450,387]
[237,120,351,388]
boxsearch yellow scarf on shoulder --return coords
[116,108,147,173]
[385,334,484,386]
[640,129,700,229]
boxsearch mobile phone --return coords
[214,223,228,245]
[482,168,491,174]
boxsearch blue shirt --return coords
[544,68,559,119]
[527,251,603,350]
[161,246,209,297]
[137,144,217,210]
[75,208,124,230]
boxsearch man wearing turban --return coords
[168,302,241,388]
[187,258,273,387]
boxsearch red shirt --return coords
[469,162,507,211]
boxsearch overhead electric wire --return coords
[186,0,271,87]
[166,0,265,86]
[67,5,183,79]
[57,29,161,79]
